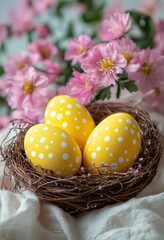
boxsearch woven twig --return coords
[0,101,163,216]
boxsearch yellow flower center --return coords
[23,81,34,94]
[39,47,50,59]
[85,79,91,89]
[78,46,86,54]
[142,63,153,75]
[154,87,160,95]
[123,52,133,63]
[17,62,27,70]
[99,58,115,73]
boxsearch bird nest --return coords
[1,101,163,216]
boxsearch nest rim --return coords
[1,101,163,216]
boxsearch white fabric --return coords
[0,99,164,240]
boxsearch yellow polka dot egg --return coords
[44,95,96,150]
[24,124,82,177]
[83,112,142,174]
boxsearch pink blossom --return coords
[81,43,127,87]
[128,48,164,92]
[0,115,11,129]
[9,1,35,36]
[33,0,56,14]
[28,39,58,61]
[0,23,8,44]
[6,67,49,110]
[154,32,164,55]
[145,87,164,114]
[0,79,5,95]
[4,52,38,76]
[36,25,51,38]
[65,35,95,65]
[44,60,61,84]
[115,38,140,73]
[99,12,131,41]
[58,70,98,105]
[156,19,164,33]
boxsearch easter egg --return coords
[44,95,96,150]
[83,112,142,174]
[24,124,82,177]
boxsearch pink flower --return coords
[0,79,5,95]
[0,115,11,129]
[58,70,98,105]
[145,87,164,114]
[4,52,38,76]
[0,23,8,44]
[65,35,95,65]
[81,43,127,87]
[9,1,35,36]
[6,67,49,110]
[156,18,164,33]
[99,12,131,41]
[33,0,56,14]
[128,48,164,92]
[44,60,61,84]
[28,39,58,61]
[154,32,164,55]
[36,25,51,38]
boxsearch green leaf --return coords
[65,22,74,38]
[0,65,5,76]
[95,87,111,100]
[128,10,156,49]
[119,80,138,93]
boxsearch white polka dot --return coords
[50,111,56,117]
[65,110,71,115]
[115,113,121,116]
[106,147,109,151]
[56,170,61,175]
[124,150,128,154]
[46,120,50,124]
[125,127,128,131]
[82,118,87,123]
[118,157,124,163]
[67,104,72,109]
[50,102,55,107]
[76,125,80,130]
[62,153,69,160]
[54,132,57,135]
[104,136,110,142]
[62,122,68,128]
[31,151,36,157]
[40,137,46,143]
[78,111,81,115]
[35,144,39,148]
[134,154,137,160]
[109,153,113,157]
[50,141,54,144]
[87,139,91,144]
[61,142,67,148]
[29,137,34,142]
[69,163,73,168]
[96,146,101,151]
[72,168,76,172]
[118,119,123,122]
[130,129,134,134]
[45,110,49,116]
[39,153,44,159]
[103,119,107,123]
[48,153,54,159]
[93,132,98,137]
[88,148,91,151]
[60,108,63,111]
[105,126,110,130]
[74,117,78,121]
[126,119,131,124]
[126,158,129,162]
[132,139,137,145]
[75,157,80,163]
[91,152,97,159]
[137,132,141,138]
[110,163,118,170]
[57,113,63,120]
[60,99,65,103]
[34,129,38,132]
[61,133,67,138]
[118,137,123,142]
[76,103,81,108]
[45,145,49,149]
[27,132,31,136]
[43,127,48,131]
[115,128,119,132]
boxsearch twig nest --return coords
[1,101,163,216]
